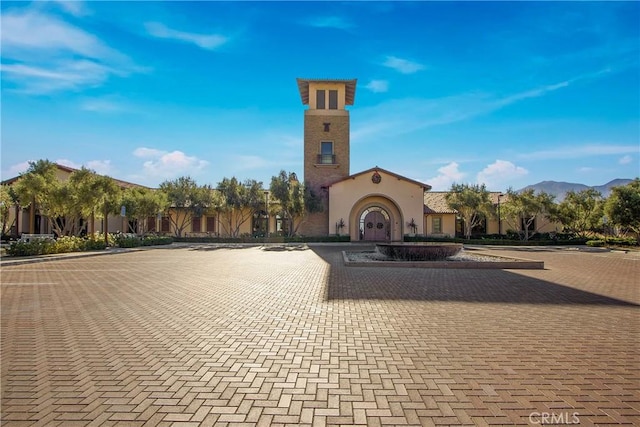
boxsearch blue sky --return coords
[1,1,638,191]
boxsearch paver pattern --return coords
[1,244,639,426]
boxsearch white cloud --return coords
[3,161,32,179]
[365,80,389,93]
[2,10,102,58]
[426,162,466,191]
[85,160,112,175]
[619,155,633,165]
[0,9,140,94]
[382,56,424,74]
[144,22,228,50]
[477,160,528,191]
[132,147,209,180]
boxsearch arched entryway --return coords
[349,195,404,242]
[359,207,390,241]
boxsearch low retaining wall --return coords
[343,251,544,269]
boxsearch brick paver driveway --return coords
[1,244,639,426]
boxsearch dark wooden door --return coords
[363,211,388,241]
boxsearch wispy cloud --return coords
[382,56,425,74]
[352,72,608,144]
[81,96,133,113]
[365,80,389,93]
[133,147,209,181]
[307,16,354,30]
[619,155,633,165]
[144,22,228,50]
[1,9,140,94]
[477,160,528,191]
[50,0,90,17]
[520,144,639,161]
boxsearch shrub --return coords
[5,236,107,257]
[605,237,637,247]
[6,239,56,256]
[141,236,173,246]
[113,234,142,248]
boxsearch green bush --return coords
[113,234,142,248]
[604,237,637,247]
[6,239,56,256]
[141,236,173,246]
[586,240,606,247]
[6,236,107,257]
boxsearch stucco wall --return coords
[329,170,425,241]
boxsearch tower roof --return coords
[296,78,357,105]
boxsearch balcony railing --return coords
[317,154,336,164]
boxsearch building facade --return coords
[2,78,559,241]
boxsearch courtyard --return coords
[1,244,639,426]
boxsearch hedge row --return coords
[586,237,637,247]
[5,235,174,257]
[6,236,107,257]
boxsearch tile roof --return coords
[423,191,506,214]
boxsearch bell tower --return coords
[296,78,357,235]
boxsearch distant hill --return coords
[518,179,633,201]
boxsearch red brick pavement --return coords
[1,244,638,426]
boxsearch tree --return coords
[217,177,264,237]
[444,183,492,239]
[93,175,122,244]
[604,178,640,240]
[13,160,64,235]
[269,171,321,237]
[500,188,556,241]
[159,177,216,237]
[553,189,604,238]
[0,185,18,237]
[121,187,169,234]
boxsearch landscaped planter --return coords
[375,242,463,261]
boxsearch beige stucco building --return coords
[3,77,556,241]
[295,78,557,241]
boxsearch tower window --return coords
[319,141,334,164]
[316,90,325,109]
[323,122,331,132]
[328,90,338,109]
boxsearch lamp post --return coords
[264,190,269,238]
[497,193,504,237]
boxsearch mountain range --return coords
[518,179,634,201]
